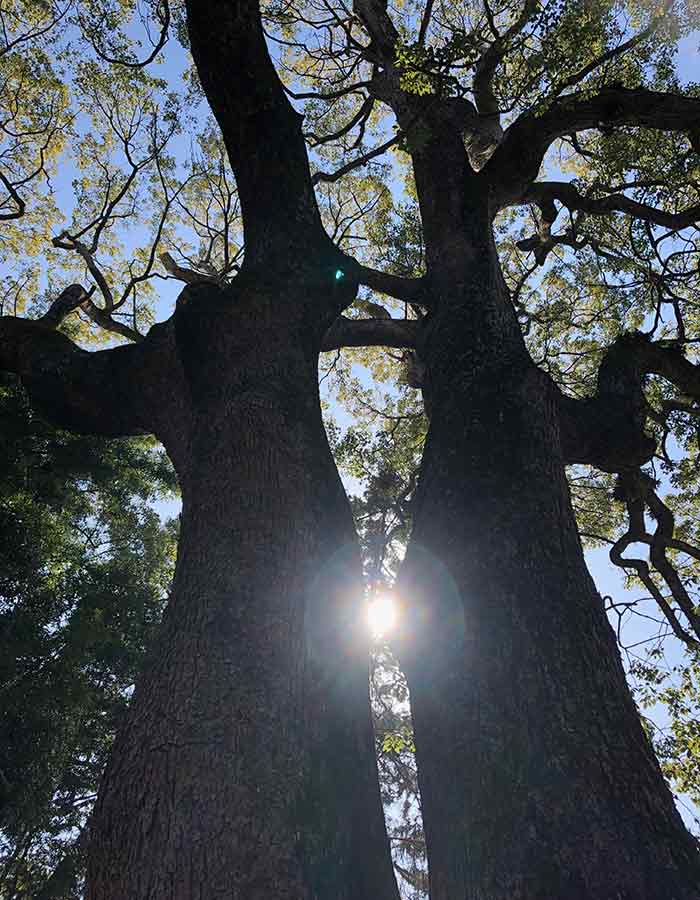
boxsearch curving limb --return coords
[558,333,656,473]
[555,332,700,648]
[486,86,700,208]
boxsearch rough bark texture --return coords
[397,223,700,900]
[85,276,398,900]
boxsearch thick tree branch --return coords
[558,344,655,474]
[349,262,427,304]
[38,283,92,328]
[321,315,417,350]
[353,0,399,64]
[0,316,156,435]
[159,252,219,285]
[186,0,325,265]
[486,86,700,207]
[79,298,144,343]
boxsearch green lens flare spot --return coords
[334,269,345,281]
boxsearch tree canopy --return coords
[3,1,700,898]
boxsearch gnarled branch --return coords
[611,469,700,649]
[558,332,700,473]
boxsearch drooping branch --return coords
[486,86,700,207]
[0,314,158,436]
[79,0,170,69]
[186,0,326,265]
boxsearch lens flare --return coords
[367,592,398,639]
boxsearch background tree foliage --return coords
[0,375,177,899]
[2,0,700,897]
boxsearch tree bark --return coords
[85,278,398,900]
[397,228,700,899]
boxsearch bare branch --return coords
[38,283,92,328]
[159,252,219,285]
[79,298,144,343]
[611,470,700,648]
[284,81,373,101]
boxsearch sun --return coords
[367,592,398,640]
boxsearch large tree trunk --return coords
[86,280,398,900]
[398,226,700,899]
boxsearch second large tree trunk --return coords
[86,279,398,900]
[398,238,700,899]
